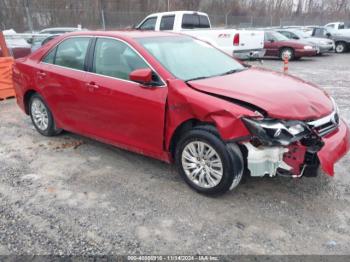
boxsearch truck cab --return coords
[136,11,265,60]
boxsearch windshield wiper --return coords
[185,68,246,82]
[219,68,246,76]
[185,76,210,82]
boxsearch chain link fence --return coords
[1,5,348,32]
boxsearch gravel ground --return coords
[0,53,350,255]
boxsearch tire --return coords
[335,42,347,53]
[29,93,62,136]
[175,129,244,195]
[280,48,294,61]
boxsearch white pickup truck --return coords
[135,11,265,60]
[325,22,350,32]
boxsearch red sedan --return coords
[264,31,317,60]
[12,31,349,195]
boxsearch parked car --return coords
[264,31,317,60]
[310,26,350,53]
[276,28,334,54]
[1,30,31,58]
[38,27,83,34]
[31,34,60,52]
[28,27,84,52]
[12,31,350,195]
[136,11,265,60]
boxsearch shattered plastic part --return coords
[283,144,307,176]
[243,142,291,177]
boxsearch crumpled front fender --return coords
[318,119,350,176]
[165,79,256,151]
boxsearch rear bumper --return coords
[233,49,266,60]
[318,119,350,176]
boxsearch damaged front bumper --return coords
[240,112,350,178]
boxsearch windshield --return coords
[292,30,310,38]
[267,31,289,41]
[137,36,244,81]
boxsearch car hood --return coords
[187,67,333,121]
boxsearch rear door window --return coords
[54,37,90,70]
[160,15,175,30]
[138,17,157,30]
[182,14,210,29]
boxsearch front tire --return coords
[175,129,244,195]
[29,93,62,136]
[335,42,347,53]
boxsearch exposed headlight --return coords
[304,45,313,50]
[242,118,309,146]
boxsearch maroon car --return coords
[264,31,317,60]
[0,36,31,58]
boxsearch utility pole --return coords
[24,0,33,33]
[167,0,170,11]
[100,0,106,30]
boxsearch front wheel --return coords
[175,129,244,195]
[280,48,294,61]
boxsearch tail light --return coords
[233,33,240,46]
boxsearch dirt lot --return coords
[0,53,350,255]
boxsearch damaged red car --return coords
[13,31,350,195]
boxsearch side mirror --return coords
[326,32,332,38]
[129,68,153,86]
[292,36,299,40]
[269,39,275,43]
[27,38,33,44]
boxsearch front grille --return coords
[307,111,339,137]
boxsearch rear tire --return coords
[175,129,244,195]
[29,93,62,136]
[335,42,347,53]
[280,48,294,61]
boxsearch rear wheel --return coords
[175,129,244,195]
[29,93,62,136]
[335,42,347,53]
[280,48,294,61]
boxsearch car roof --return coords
[146,10,208,17]
[63,30,181,39]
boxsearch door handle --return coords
[36,71,46,78]
[85,82,99,89]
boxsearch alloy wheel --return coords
[181,141,223,189]
[31,98,49,131]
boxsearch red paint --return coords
[12,31,349,176]
[188,67,333,120]
[318,120,350,176]
[129,68,153,84]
